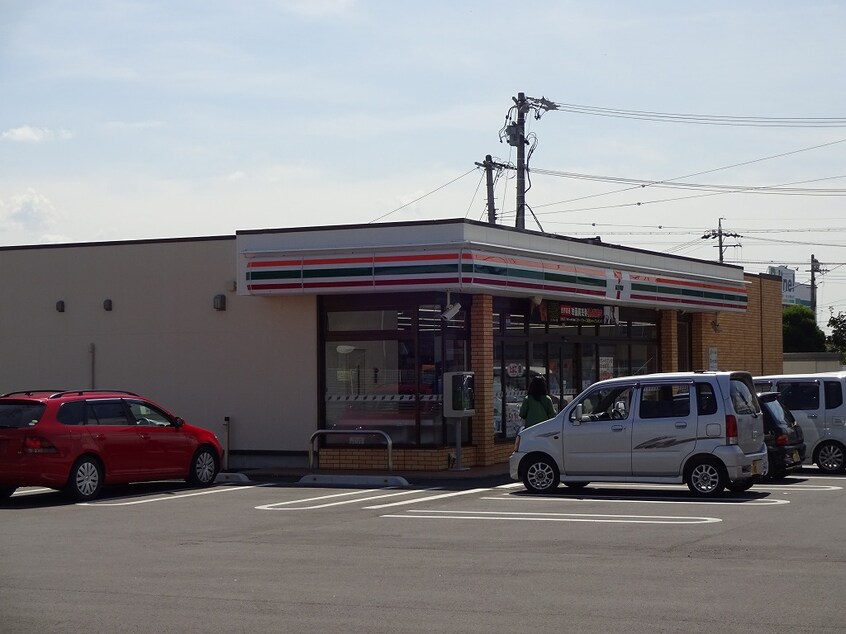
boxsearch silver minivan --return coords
[510,371,767,496]
[754,371,846,473]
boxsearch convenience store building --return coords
[0,219,783,471]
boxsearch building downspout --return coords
[89,343,96,389]
[759,277,765,374]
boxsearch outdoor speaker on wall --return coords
[56,300,65,312]
[213,294,226,311]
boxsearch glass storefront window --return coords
[322,295,470,448]
[631,343,658,375]
[327,309,415,332]
[324,339,419,445]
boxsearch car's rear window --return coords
[0,401,46,428]
[729,379,758,415]
[763,398,794,429]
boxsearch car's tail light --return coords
[776,433,788,446]
[23,436,58,454]
[726,415,738,446]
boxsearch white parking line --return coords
[79,484,270,506]
[382,509,721,525]
[363,488,490,509]
[256,488,428,510]
[481,494,790,506]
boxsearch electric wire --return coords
[368,168,477,224]
[533,100,846,127]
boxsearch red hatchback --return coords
[0,390,223,501]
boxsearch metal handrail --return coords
[308,429,393,472]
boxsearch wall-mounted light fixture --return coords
[103,299,113,311]
[55,300,65,313]
[213,294,227,311]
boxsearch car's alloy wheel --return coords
[816,441,846,474]
[188,447,219,486]
[686,458,726,496]
[67,458,103,501]
[522,456,559,494]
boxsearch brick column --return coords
[470,294,495,466]
[659,310,678,373]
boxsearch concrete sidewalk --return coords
[225,462,513,488]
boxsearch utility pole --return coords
[701,218,742,263]
[810,254,821,322]
[514,92,527,229]
[474,155,510,225]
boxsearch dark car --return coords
[0,390,223,501]
[758,391,806,479]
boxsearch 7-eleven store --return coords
[236,219,781,471]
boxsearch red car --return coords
[0,390,223,501]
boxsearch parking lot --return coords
[3,471,846,633]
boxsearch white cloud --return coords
[3,189,61,230]
[1,126,73,143]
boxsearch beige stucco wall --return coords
[0,238,317,466]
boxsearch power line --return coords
[527,98,846,127]
[532,168,846,196]
[533,137,846,209]
[368,168,477,224]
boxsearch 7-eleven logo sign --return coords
[606,269,629,300]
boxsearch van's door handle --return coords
[808,414,818,419]
[611,425,625,432]
[675,422,687,429]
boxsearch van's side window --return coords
[572,386,633,422]
[639,384,690,418]
[777,381,819,411]
[696,383,718,415]
[729,380,758,415]
[824,381,844,410]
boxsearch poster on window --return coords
[599,356,615,381]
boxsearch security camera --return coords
[440,302,461,321]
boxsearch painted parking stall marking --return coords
[363,488,490,509]
[481,493,790,506]
[79,483,271,506]
[381,509,722,525]
[255,488,430,511]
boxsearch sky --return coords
[2,0,845,329]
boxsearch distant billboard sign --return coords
[768,266,796,305]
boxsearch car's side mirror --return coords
[174,417,185,428]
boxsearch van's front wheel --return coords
[816,441,846,474]
[521,455,559,494]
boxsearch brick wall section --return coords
[318,446,477,471]
[691,273,782,375]
[470,294,497,466]
[660,310,678,372]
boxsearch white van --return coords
[754,371,846,473]
[510,371,767,496]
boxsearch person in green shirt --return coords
[519,376,557,428]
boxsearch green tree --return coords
[828,310,846,364]
[783,305,826,352]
